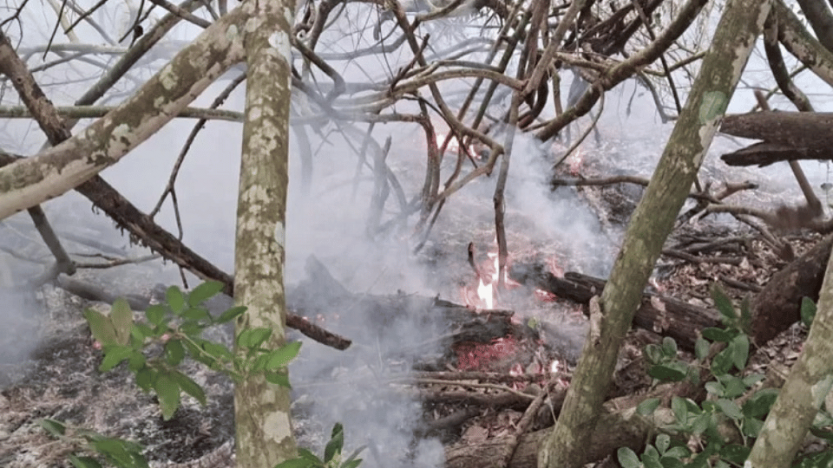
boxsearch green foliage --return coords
[41,281,304,467]
[37,419,147,468]
[630,288,790,467]
[275,423,364,468]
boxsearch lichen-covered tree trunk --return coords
[537,0,772,465]
[233,1,297,467]
[747,248,833,465]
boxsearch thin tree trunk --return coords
[233,0,297,466]
[747,242,833,466]
[537,0,772,465]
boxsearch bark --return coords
[0,4,250,220]
[774,0,833,88]
[747,242,833,466]
[719,111,833,166]
[447,405,673,468]
[537,0,771,465]
[794,0,833,53]
[233,0,297,466]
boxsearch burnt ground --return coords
[0,136,821,467]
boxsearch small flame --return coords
[550,359,561,374]
[568,148,584,176]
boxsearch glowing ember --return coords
[455,337,519,371]
[547,255,564,278]
[436,133,472,155]
[568,148,584,176]
[534,288,557,302]
[550,359,561,374]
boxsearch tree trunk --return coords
[537,0,772,465]
[233,1,297,467]
[748,241,833,466]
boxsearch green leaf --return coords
[273,458,313,468]
[695,337,710,361]
[645,344,663,364]
[801,297,817,328]
[715,399,742,420]
[37,418,66,437]
[265,342,302,370]
[711,348,734,377]
[168,370,207,406]
[128,351,146,372]
[637,398,661,416]
[711,285,736,322]
[742,417,763,438]
[99,345,134,372]
[705,381,725,397]
[187,281,224,307]
[729,334,749,371]
[655,434,670,454]
[659,456,685,468]
[718,444,750,465]
[110,299,134,345]
[183,307,211,322]
[742,388,778,419]
[671,397,688,425]
[165,340,185,366]
[701,327,732,343]
[202,341,233,360]
[690,413,710,435]
[661,337,677,357]
[145,304,166,326]
[742,373,764,388]
[154,373,181,421]
[643,446,662,468]
[215,306,247,324]
[721,375,747,399]
[69,455,103,468]
[324,423,345,463]
[84,309,118,346]
[341,459,363,468]
[135,323,155,340]
[298,448,323,464]
[136,367,155,392]
[166,287,185,315]
[794,449,833,467]
[179,321,204,336]
[91,437,148,468]
[617,447,641,468]
[238,327,273,349]
[664,446,691,459]
[648,363,687,382]
[265,372,291,388]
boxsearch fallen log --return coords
[751,234,833,346]
[509,264,721,352]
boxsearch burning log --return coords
[289,256,538,361]
[509,263,721,351]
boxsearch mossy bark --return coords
[537,0,772,465]
[233,1,297,467]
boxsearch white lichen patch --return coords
[274,221,285,247]
[159,65,178,91]
[110,124,133,151]
[268,31,292,63]
[262,405,293,440]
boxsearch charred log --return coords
[509,264,721,351]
